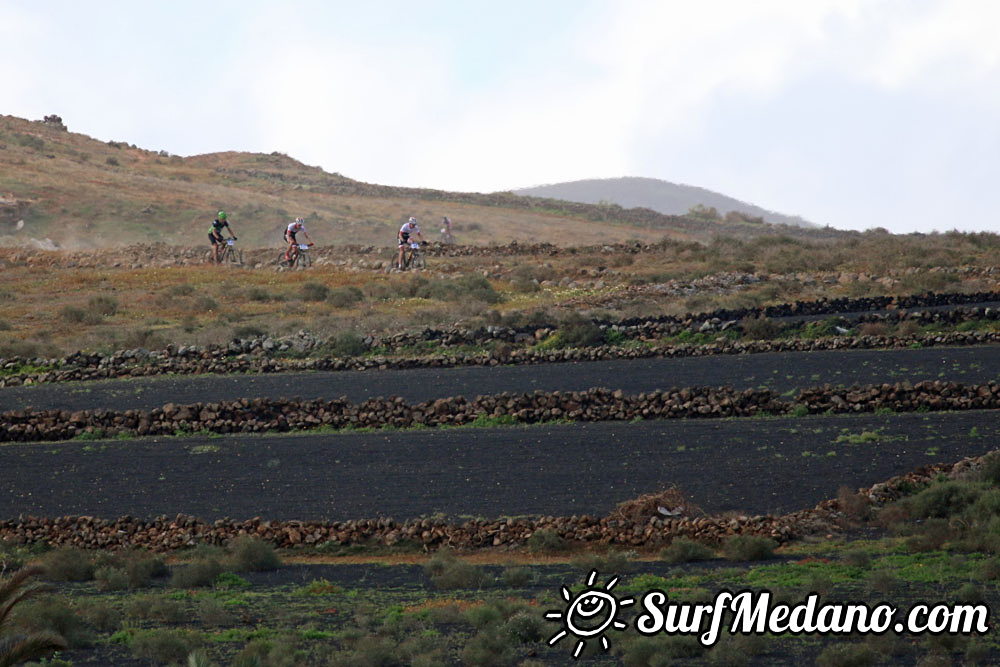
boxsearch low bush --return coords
[740,316,782,340]
[721,536,776,562]
[129,628,202,664]
[328,331,368,357]
[423,551,490,590]
[660,537,715,564]
[125,594,188,623]
[94,566,129,592]
[501,565,536,588]
[301,281,330,302]
[15,596,93,648]
[76,599,122,632]
[228,536,281,572]
[196,597,236,627]
[40,547,94,582]
[526,528,567,553]
[907,481,982,519]
[328,285,364,308]
[170,558,224,588]
[60,305,102,325]
[88,295,118,316]
[555,314,604,348]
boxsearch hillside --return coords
[0,114,840,249]
[515,176,816,228]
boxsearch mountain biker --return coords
[284,217,314,262]
[441,216,453,243]
[209,211,237,262]
[397,216,424,269]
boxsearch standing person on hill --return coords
[397,216,424,269]
[209,211,237,263]
[284,217,314,262]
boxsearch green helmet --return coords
[217,211,227,221]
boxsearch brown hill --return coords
[0,114,848,249]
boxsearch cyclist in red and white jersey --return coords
[284,217,314,261]
[396,217,424,269]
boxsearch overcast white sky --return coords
[2,0,999,233]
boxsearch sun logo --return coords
[545,570,634,659]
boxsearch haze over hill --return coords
[516,177,817,228]
[0,114,846,249]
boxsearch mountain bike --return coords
[278,243,313,269]
[216,238,243,266]
[396,242,426,270]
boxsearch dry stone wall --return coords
[2,380,999,443]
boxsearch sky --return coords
[2,0,999,234]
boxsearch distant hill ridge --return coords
[0,113,842,249]
[515,177,816,228]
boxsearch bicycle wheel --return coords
[411,252,426,269]
[293,251,312,269]
[227,247,243,266]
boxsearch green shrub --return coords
[721,536,776,562]
[907,481,982,519]
[977,451,1000,485]
[87,295,118,316]
[94,566,129,592]
[423,551,489,590]
[660,537,715,563]
[865,569,900,595]
[501,565,535,588]
[328,285,364,308]
[40,548,94,582]
[170,559,223,588]
[246,286,271,301]
[413,275,501,304]
[503,611,543,643]
[555,314,604,348]
[15,596,92,648]
[192,295,218,311]
[168,283,196,297]
[123,553,169,587]
[228,536,281,572]
[460,628,516,666]
[76,599,122,633]
[60,305,102,325]
[740,316,782,340]
[125,594,188,623]
[328,331,367,357]
[526,528,567,553]
[196,597,236,627]
[129,628,202,664]
[301,281,330,302]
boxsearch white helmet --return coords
[408,216,417,224]
[295,217,304,224]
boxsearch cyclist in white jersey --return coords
[397,217,424,269]
[284,217,314,261]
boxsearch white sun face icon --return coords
[546,570,634,659]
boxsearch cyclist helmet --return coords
[408,216,417,225]
[217,211,227,221]
[295,217,304,224]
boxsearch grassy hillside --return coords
[0,114,842,249]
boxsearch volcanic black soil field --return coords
[3,345,998,522]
